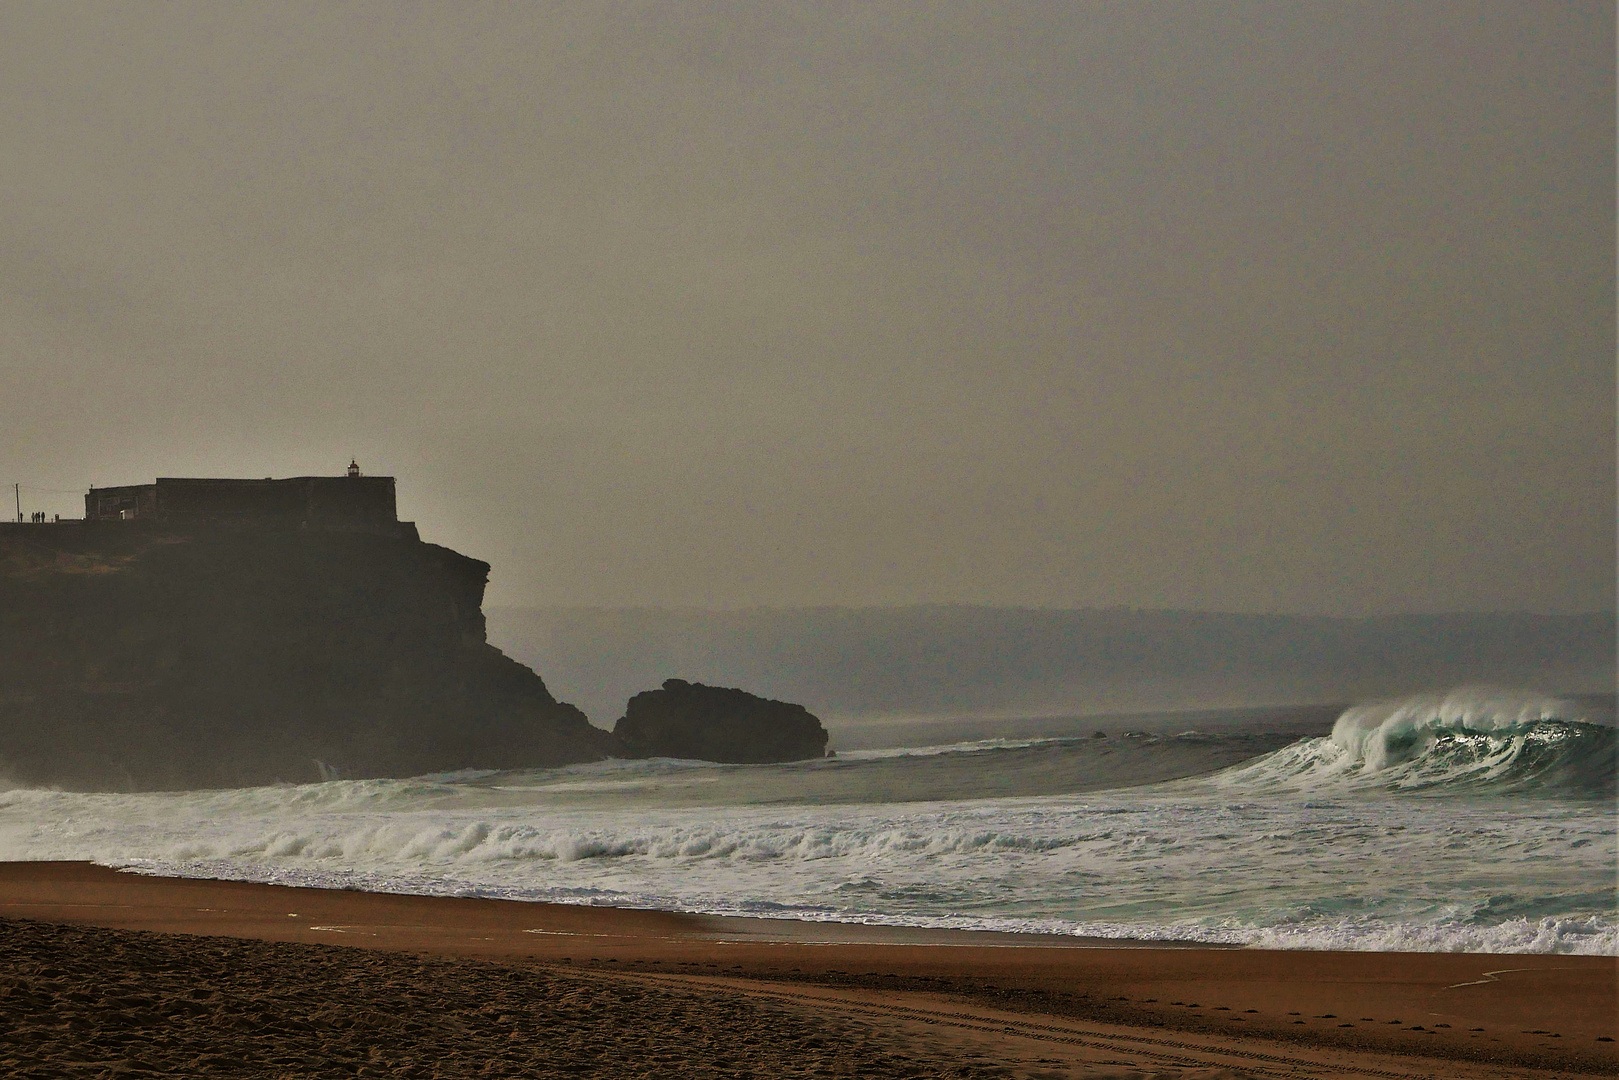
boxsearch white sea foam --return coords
[1333,687,1584,769]
[1,688,1611,954]
[3,779,1612,953]
[835,737,1072,761]
[1207,688,1613,796]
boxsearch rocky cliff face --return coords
[0,522,612,790]
[612,679,829,763]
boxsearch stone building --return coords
[84,465,398,532]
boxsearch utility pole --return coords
[13,483,19,523]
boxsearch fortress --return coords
[2,462,828,787]
[0,462,610,788]
[80,461,400,533]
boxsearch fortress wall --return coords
[79,476,399,529]
[304,476,396,527]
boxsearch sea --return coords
[2,687,1613,955]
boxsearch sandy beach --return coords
[0,862,1612,1078]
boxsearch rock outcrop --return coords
[612,679,829,763]
[0,520,612,790]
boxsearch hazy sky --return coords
[1,3,1612,613]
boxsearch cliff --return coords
[612,679,829,763]
[0,521,612,790]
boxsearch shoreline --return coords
[99,855,1619,956]
[1,861,1614,1077]
[117,861,1235,951]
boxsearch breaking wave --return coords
[0,688,1610,955]
[1209,689,1616,798]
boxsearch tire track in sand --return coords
[562,967,1561,1080]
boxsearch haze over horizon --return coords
[2,3,1612,616]
[485,605,1616,727]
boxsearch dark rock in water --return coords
[613,679,829,763]
[0,518,612,790]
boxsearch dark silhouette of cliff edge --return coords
[613,679,829,763]
[0,520,612,790]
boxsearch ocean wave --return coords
[32,813,1086,869]
[1239,914,1617,954]
[105,857,1619,956]
[1207,688,1615,798]
[1,689,1610,957]
[7,785,1609,955]
[835,737,1076,761]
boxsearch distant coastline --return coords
[488,604,1616,727]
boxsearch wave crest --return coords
[1215,688,1615,797]
[1333,688,1585,770]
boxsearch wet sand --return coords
[1,862,1613,1078]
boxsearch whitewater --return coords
[1,688,1613,954]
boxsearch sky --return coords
[1,2,1612,614]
